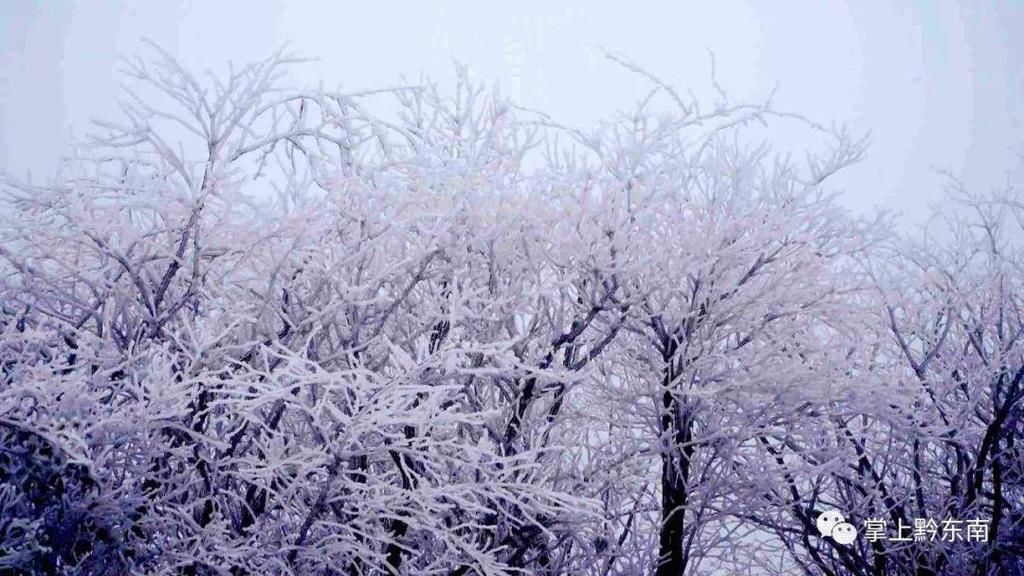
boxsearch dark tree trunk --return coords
[657,337,694,576]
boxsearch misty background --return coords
[1,1,1022,224]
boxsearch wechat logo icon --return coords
[817,510,857,545]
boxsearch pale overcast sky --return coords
[2,1,1021,223]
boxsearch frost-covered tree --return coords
[0,47,602,575]
[847,183,1021,576]
[748,176,1024,576]
[526,55,889,575]
[2,46,1021,576]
